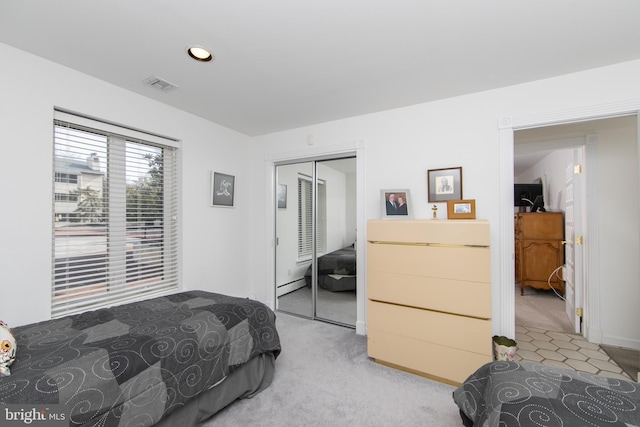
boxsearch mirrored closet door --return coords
[275,161,314,319]
[274,157,356,327]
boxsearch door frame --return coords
[498,100,640,342]
[265,140,367,334]
[564,145,586,334]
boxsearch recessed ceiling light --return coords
[187,45,213,62]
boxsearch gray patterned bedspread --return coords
[453,361,640,427]
[0,291,281,426]
[304,246,356,291]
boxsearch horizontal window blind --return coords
[52,114,179,318]
[297,175,326,259]
[297,177,312,257]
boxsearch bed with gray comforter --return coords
[304,245,356,292]
[0,290,281,426]
[453,361,639,427]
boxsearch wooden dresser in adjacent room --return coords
[514,212,565,296]
[366,219,492,385]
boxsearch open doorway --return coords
[512,116,638,338]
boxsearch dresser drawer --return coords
[367,301,492,355]
[367,271,491,318]
[367,219,490,246]
[368,332,493,385]
[368,242,490,283]
[368,301,492,384]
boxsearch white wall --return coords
[516,149,573,212]
[249,59,640,348]
[318,162,350,253]
[595,125,639,347]
[0,42,254,327]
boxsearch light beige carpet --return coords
[201,313,461,426]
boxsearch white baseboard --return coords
[601,334,640,351]
[276,278,306,297]
[356,320,366,336]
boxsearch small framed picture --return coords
[381,189,411,218]
[277,184,287,209]
[211,171,235,207]
[428,167,462,202]
[447,199,476,219]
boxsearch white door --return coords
[564,147,585,334]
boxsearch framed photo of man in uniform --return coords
[428,167,462,202]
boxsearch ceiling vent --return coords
[142,76,178,92]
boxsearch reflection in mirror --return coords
[275,157,357,327]
[315,158,357,327]
[275,162,313,318]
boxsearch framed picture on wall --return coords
[381,189,411,218]
[428,166,462,202]
[277,184,287,209]
[211,171,235,207]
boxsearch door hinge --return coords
[575,235,583,245]
[574,164,583,174]
[576,307,583,317]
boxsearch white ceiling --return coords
[2,1,640,137]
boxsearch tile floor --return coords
[515,324,633,381]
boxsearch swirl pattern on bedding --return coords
[0,291,280,427]
[453,361,639,427]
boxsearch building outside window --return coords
[52,112,179,317]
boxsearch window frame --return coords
[52,110,180,318]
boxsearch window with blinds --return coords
[297,175,326,259]
[52,112,179,318]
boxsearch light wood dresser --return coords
[366,219,492,385]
